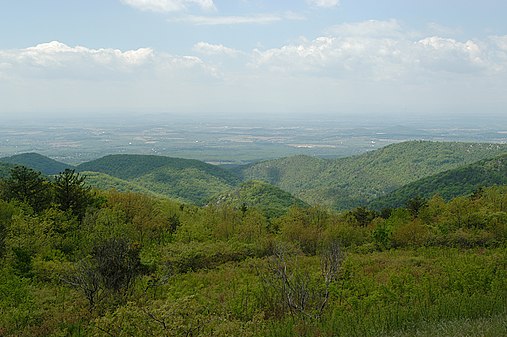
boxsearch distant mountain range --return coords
[2,140,507,212]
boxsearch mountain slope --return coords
[0,153,72,175]
[211,180,309,218]
[135,165,239,205]
[77,154,241,205]
[81,171,164,196]
[369,154,507,209]
[77,154,239,184]
[237,141,507,210]
[235,155,328,190]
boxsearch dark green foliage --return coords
[11,247,33,278]
[347,206,378,226]
[405,195,427,218]
[0,162,15,179]
[77,154,240,184]
[168,214,180,233]
[91,237,143,293]
[0,153,72,175]
[64,237,143,310]
[54,169,92,219]
[370,153,507,210]
[3,166,52,212]
[77,154,241,205]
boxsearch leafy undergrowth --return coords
[1,170,507,336]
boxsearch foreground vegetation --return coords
[1,165,507,336]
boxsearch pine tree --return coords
[54,169,91,219]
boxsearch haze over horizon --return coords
[1,0,506,119]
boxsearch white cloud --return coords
[490,35,507,52]
[252,20,507,80]
[307,0,340,8]
[416,37,487,73]
[2,26,507,117]
[0,41,216,80]
[193,42,241,56]
[120,0,215,13]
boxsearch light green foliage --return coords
[0,199,20,258]
[210,180,308,219]
[80,171,162,196]
[138,165,235,205]
[5,208,78,278]
[173,203,270,244]
[0,268,37,335]
[278,206,330,255]
[1,178,507,336]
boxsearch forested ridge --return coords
[1,144,507,336]
[370,153,507,210]
[0,153,72,175]
[238,141,507,209]
[3,140,507,209]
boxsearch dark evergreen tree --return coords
[406,195,427,218]
[349,206,377,227]
[3,166,52,212]
[54,169,92,219]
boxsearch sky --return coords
[0,0,506,119]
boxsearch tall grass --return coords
[265,247,507,337]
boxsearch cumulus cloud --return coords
[2,25,507,116]
[0,41,216,80]
[120,0,215,13]
[193,42,241,56]
[251,20,507,80]
[416,37,487,73]
[307,0,340,8]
